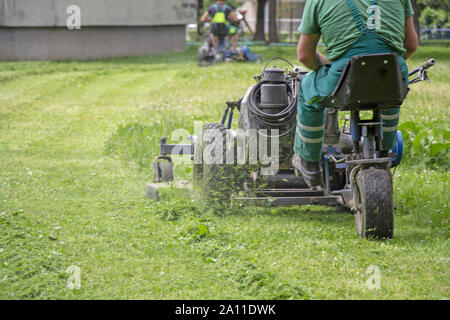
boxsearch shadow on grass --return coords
[78,47,198,67]
[248,205,352,225]
[200,200,353,229]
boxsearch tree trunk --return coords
[254,0,267,41]
[411,0,421,43]
[197,0,204,40]
[268,0,279,43]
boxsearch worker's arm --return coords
[403,16,418,60]
[201,11,211,23]
[297,33,331,71]
[228,12,239,23]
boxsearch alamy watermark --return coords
[66,265,81,290]
[170,121,280,176]
[365,265,381,290]
[367,5,381,30]
[66,5,81,30]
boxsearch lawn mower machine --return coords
[153,55,435,239]
[198,12,261,67]
[198,34,262,66]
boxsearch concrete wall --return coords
[0,0,197,61]
[0,0,197,27]
[0,25,186,61]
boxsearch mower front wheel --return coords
[153,156,174,182]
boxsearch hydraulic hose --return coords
[247,79,298,138]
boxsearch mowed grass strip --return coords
[0,46,448,299]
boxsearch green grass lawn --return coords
[0,45,448,299]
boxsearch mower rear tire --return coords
[354,168,394,239]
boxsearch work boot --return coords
[292,153,323,188]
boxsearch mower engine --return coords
[235,64,302,186]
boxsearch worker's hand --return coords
[236,8,247,21]
[229,12,240,23]
[200,12,211,23]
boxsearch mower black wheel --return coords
[198,45,209,66]
[156,160,173,182]
[192,135,203,191]
[201,123,234,208]
[354,167,394,239]
[198,46,206,62]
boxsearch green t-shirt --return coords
[299,0,414,61]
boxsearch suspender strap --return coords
[344,0,367,33]
[214,3,227,13]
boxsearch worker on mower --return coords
[201,0,240,53]
[292,0,418,188]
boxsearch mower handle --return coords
[408,58,436,84]
[422,58,436,69]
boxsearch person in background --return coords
[201,0,239,53]
[292,0,418,188]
